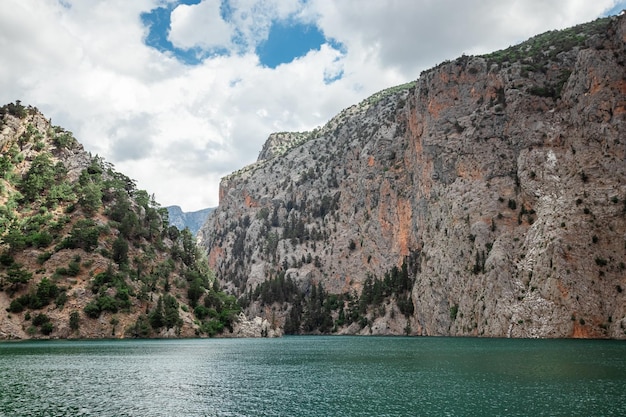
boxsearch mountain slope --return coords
[0,103,240,339]
[199,15,626,338]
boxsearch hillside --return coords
[0,103,241,339]
[198,14,626,338]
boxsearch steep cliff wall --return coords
[199,15,626,338]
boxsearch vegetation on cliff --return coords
[238,258,416,335]
[0,102,240,339]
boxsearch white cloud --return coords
[168,0,307,52]
[169,0,233,50]
[308,0,620,78]
[225,0,305,47]
[0,0,621,211]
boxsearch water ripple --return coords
[0,337,625,416]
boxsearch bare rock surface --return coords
[199,15,626,338]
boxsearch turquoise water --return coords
[0,336,625,416]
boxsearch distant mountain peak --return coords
[166,206,214,236]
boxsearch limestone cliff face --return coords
[199,15,626,338]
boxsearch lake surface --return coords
[0,336,625,416]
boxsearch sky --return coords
[1,0,624,211]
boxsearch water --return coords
[0,337,625,417]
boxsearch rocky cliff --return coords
[199,15,626,338]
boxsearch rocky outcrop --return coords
[199,15,626,338]
[257,132,310,162]
[226,313,282,338]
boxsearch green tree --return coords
[201,319,224,337]
[19,153,56,202]
[40,321,54,335]
[69,311,80,331]
[46,182,76,207]
[4,263,32,290]
[7,298,26,313]
[0,155,11,178]
[112,236,129,266]
[97,295,119,313]
[178,228,197,266]
[4,228,27,253]
[119,211,140,239]
[133,189,150,209]
[144,207,162,240]
[66,258,81,276]
[5,101,27,118]
[108,191,131,222]
[84,301,101,318]
[35,277,59,306]
[77,182,103,215]
[52,131,76,149]
[61,219,100,252]
[128,315,151,338]
[115,287,131,310]
[149,297,165,329]
[194,305,211,320]
[55,292,68,309]
[32,313,50,326]
[449,304,459,321]
[187,277,205,308]
[163,294,182,329]
[284,296,303,334]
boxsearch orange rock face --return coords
[199,15,626,338]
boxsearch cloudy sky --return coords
[1,0,624,211]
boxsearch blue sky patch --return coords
[141,3,206,65]
[324,69,344,85]
[255,22,326,68]
[606,2,626,16]
[141,0,345,71]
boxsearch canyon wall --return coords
[199,15,626,337]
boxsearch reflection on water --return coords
[0,337,625,416]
